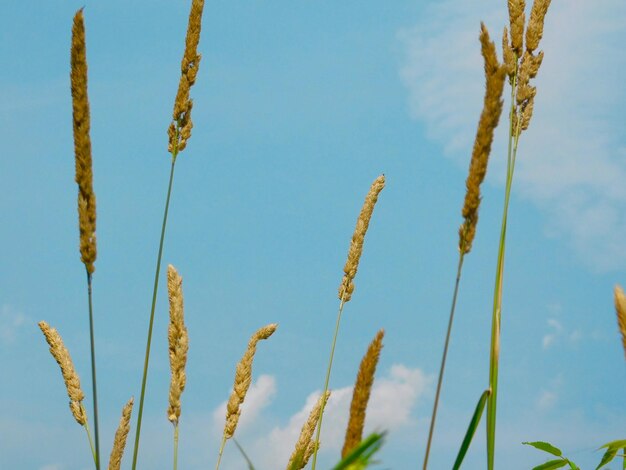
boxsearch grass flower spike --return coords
[167,265,189,425]
[614,285,626,360]
[342,329,384,458]
[108,398,134,470]
[287,391,331,470]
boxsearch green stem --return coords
[173,423,180,470]
[422,253,465,469]
[216,435,227,470]
[86,272,100,470]
[486,65,519,470]
[83,410,97,468]
[311,295,347,470]
[131,153,178,470]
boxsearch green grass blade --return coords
[452,389,490,470]
[331,432,385,470]
[233,438,256,470]
[532,459,568,470]
[596,446,619,470]
[522,441,563,457]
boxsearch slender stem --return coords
[86,272,100,470]
[311,295,347,470]
[422,253,465,469]
[131,154,178,470]
[216,435,227,470]
[486,65,519,470]
[173,423,180,470]
[233,438,257,470]
[83,411,97,467]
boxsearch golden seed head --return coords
[223,323,278,440]
[169,0,205,155]
[38,321,86,425]
[167,265,189,425]
[342,329,384,458]
[508,0,526,55]
[502,27,516,81]
[286,391,331,470]
[71,9,97,274]
[459,24,506,254]
[108,398,134,470]
[338,175,386,302]
[526,0,552,53]
[614,285,626,361]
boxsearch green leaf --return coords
[599,439,626,450]
[452,389,490,470]
[565,459,581,470]
[596,446,619,470]
[523,441,563,457]
[531,459,568,470]
[331,432,386,470]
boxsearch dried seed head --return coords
[459,24,507,254]
[338,175,385,302]
[526,0,552,53]
[167,265,189,425]
[169,0,205,155]
[108,398,134,470]
[39,321,86,425]
[615,285,626,360]
[342,329,384,458]
[286,391,331,470]
[71,9,97,274]
[223,323,278,440]
[508,0,526,55]
[502,27,516,80]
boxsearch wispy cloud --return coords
[0,304,31,345]
[399,0,626,271]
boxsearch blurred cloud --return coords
[399,0,626,271]
[0,304,31,345]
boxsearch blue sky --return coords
[1,1,625,469]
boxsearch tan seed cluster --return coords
[167,265,189,425]
[459,24,507,254]
[108,398,134,470]
[71,9,97,274]
[286,391,330,470]
[168,0,205,154]
[223,323,278,440]
[338,175,385,302]
[342,329,384,458]
[38,321,86,425]
[615,285,626,360]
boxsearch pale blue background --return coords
[1,1,625,469]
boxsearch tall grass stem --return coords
[216,435,227,470]
[131,155,178,470]
[311,295,346,470]
[422,253,465,469]
[86,273,100,470]
[84,412,97,467]
[173,424,179,470]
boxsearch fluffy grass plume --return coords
[287,391,331,470]
[38,321,86,425]
[507,0,525,56]
[70,9,96,274]
[615,285,626,360]
[168,0,205,154]
[167,265,189,425]
[108,398,134,470]
[338,175,386,302]
[458,24,507,254]
[342,329,384,458]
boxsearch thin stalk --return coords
[233,438,257,470]
[422,253,465,469]
[173,424,180,470]
[311,295,346,470]
[86,272,100,470]
[486,66,519,470]
[83,412,97,467]
[131,150,178,470]
[216,435,227,470]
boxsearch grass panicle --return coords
[342,329,384,458]
[614,285,626,360]
[338,174,386,302]
[169,0,205,155]
[71,8,97,275]
[216,323,278,470]
[507,0,526,56]
[108,398,134,470]
[287,391,331,470]
[38,321,86,425]
[167,265,189,425]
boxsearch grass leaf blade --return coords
[523,441,563,457]
[452,389,490,470]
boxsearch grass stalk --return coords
[310,295,346,470]
[86,272,100,469]
[486,63,520,470]
[173,424,180,470]
[216,435,227,470]
[83,411,97,467]
[422,253,465,469]
[131,150,178,470]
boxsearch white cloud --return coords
[0,304,31,345]
[399,0,626,271]
[39,465,62,470]
[542,318,563,349]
